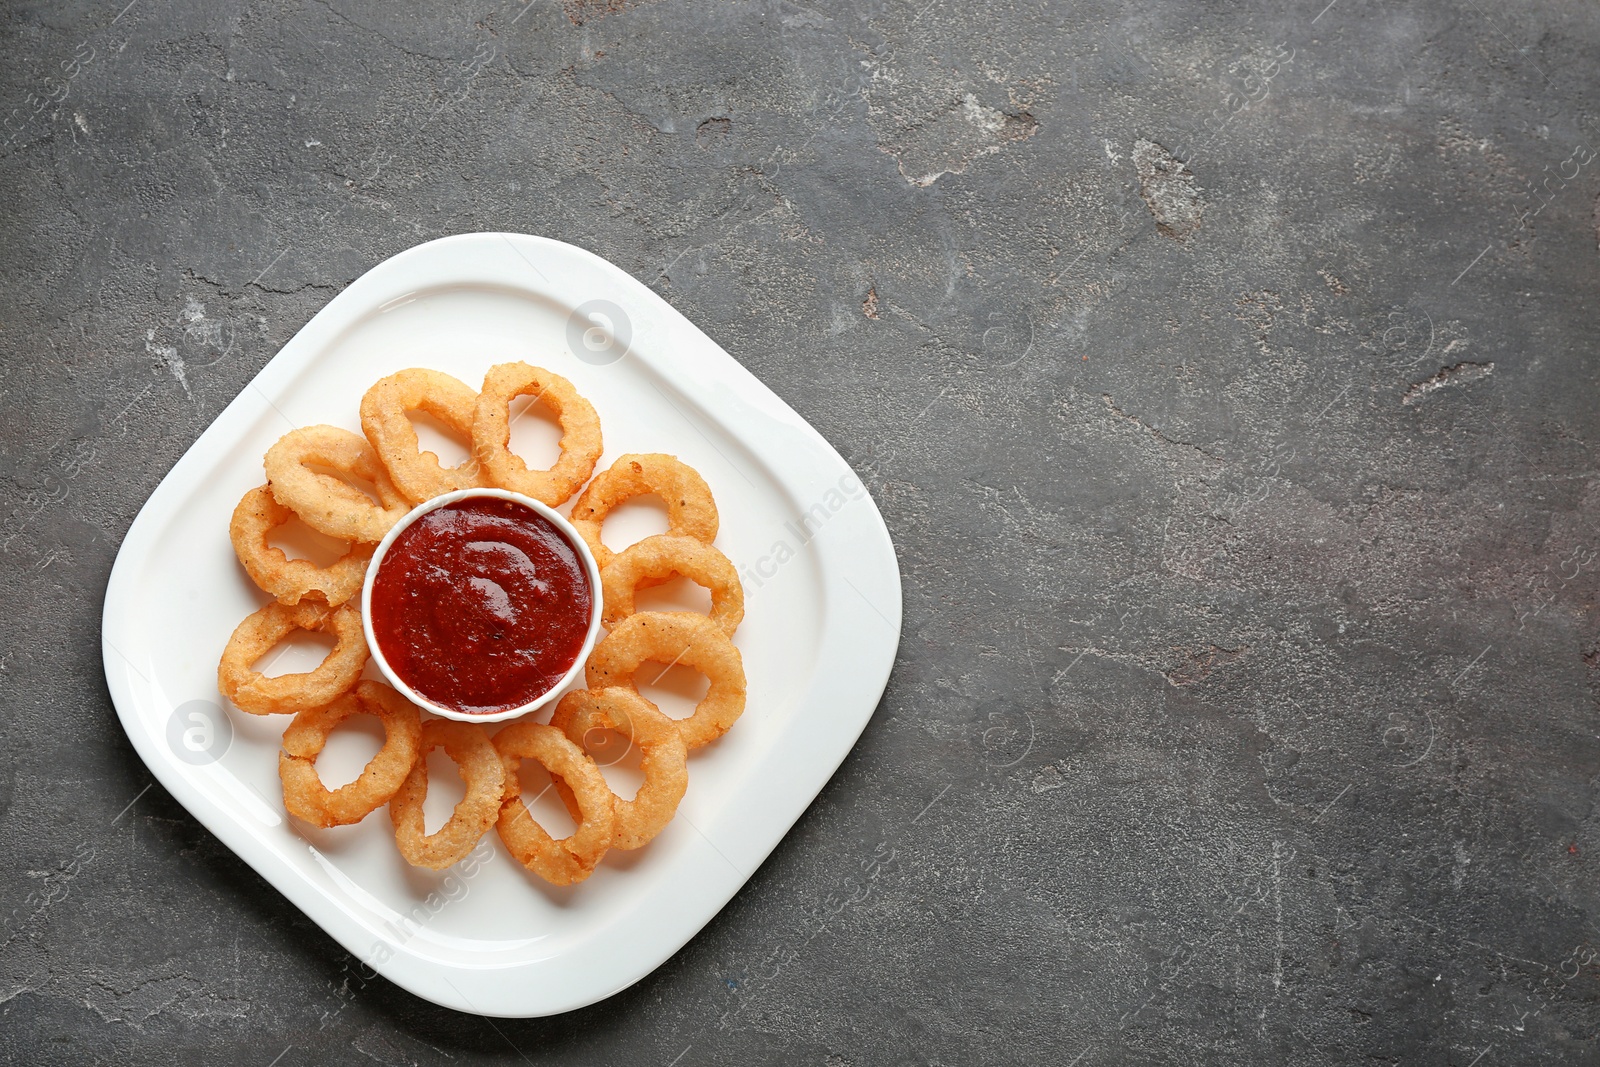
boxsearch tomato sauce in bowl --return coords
[363,490,601,720]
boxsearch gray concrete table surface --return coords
[1,0,1597,1062]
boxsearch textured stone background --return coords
[3,0,1599,1062]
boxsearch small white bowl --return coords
[360,487,604,724]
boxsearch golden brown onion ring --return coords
[600,534,744,636]
[360,368,484,504]
[584,611,745,750]
[550,688,686,851]
[471,363,602,506]
[493,718,616,884]
[229,485,373,607]
[263,425,410,543]
[278,682,423,827]
[217,601,368,715]
[570,453,717,569]
[388,718,505,870]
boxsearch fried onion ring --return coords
[229,485,373,607]
[263,425,411,543]
[471,363,602,506]
[217,601,368,715]
[550,688,686,850]
[493,719,616,884]
[388,718,505,870]
[360,368,484,504]
[278,682,423,827]
[584,611,746,749]
[570,454,718,569]
[600,535,744,636]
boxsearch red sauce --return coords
[369,497,593,715]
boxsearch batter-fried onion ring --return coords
[229,485,373,607]
[388,718,505,870]
[570,454,718,569]
[471,363,602,506]
[217,601,368,715]
[584,611,746,750]
[360,368,484,504]
[550,688,686,851]
[278,682,423,827]
[600,535,744,636]
[263,425,411,543]
[493,719,616,884]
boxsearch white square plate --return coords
[100,233,902,1017]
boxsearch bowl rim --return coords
[359,486,604,723]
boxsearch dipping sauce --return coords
[368,497,593,715]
